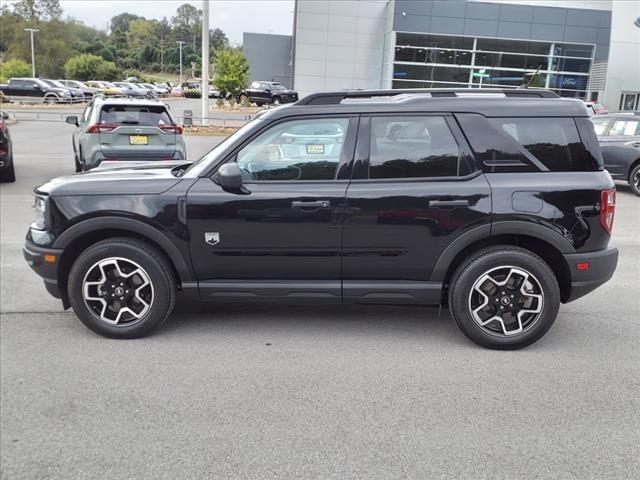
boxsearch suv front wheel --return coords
[448,246,560,349]
[629,163,640,196]
[68,237,176,338]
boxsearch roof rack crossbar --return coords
[296,88,560,105]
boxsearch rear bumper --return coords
[23,240,64,301]
[563,245,618,302]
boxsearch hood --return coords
[35,161,192,196]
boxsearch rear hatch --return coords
[97,104,179,160]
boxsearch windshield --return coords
[184,117,265,177]
[49,80,66,88]
[271,83,286,91]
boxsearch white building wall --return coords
[602,0,640,110]
[294,0,390,97]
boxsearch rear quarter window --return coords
[99,105,173,126]
[457,114,601,172]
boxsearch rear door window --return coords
[368,116,460,178]
[99,105,173,126]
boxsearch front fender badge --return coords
[205,232,220,246]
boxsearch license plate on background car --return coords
[306,144,325,154]
[129,135,148,145]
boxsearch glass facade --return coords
[392,33,594,99]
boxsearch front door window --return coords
[236,118,350,181]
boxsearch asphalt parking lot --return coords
[1,119,639,479]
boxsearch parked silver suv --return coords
[66,97,187,171]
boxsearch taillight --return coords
[87,123,117,133]
[160,124,183,134]
[600,188,615,235]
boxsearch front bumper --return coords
[563,245,618,302]
[23,240,64,301]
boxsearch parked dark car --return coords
[592,113,640,196]
[24,88,618,349]
[0,77,75,103]
[0,111,14,182]
[57,79,100,99]
[42,79,85,102]
[244,81,298,106]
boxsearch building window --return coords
[392,32,594,98]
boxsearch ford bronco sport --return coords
[24,89,618,349]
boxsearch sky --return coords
[57,0,295,45]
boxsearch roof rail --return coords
[296,88,560,105]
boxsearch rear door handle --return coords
[429,199,469,208]
[291,200,330,209]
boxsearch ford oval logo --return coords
[635,16,640,28]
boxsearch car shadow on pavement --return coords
[156,301,469,346]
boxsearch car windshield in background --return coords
[99,105,172,126]
[271,84,286,91]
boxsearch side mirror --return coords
[65,115,79,126]
[215,163,244,190]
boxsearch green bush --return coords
[64,54,118,81]
[0,59,32,82]
[213,49,249,96]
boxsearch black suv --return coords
[244,81,298,106]
[23,89,618,349]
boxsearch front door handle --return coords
[429,199,469,208]
[291,200,330,210]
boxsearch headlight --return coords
[32,194,48,230]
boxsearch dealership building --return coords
[244,0,640,111]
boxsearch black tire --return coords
[68,237,176,338]
[448,246,560,350]
[73,148,82,173]
[44,94,57,104]
[629,163,640,197]
[0,159,15,183]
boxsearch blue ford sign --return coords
[635,16,640,28]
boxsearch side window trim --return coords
[355,113,468,182]
[211,114,359,183]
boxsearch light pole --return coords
[201,0,210,126]
[24,28,39,77]
[176,41,186,86]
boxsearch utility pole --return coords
[201,0,210,126]
[176,41,186,86]
[24,28,39,77]
[160,36,164,72]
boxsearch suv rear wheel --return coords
[448,246,560,349]
[68,238,176,338]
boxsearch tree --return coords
[0,59,31,81]
[210,28,229,53]
[12,0,62,21]
[64,53,117,81]
[213,49,249,95]
[109,13,143,34]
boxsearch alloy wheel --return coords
[468,266,544,336]
[82,257,154,326]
